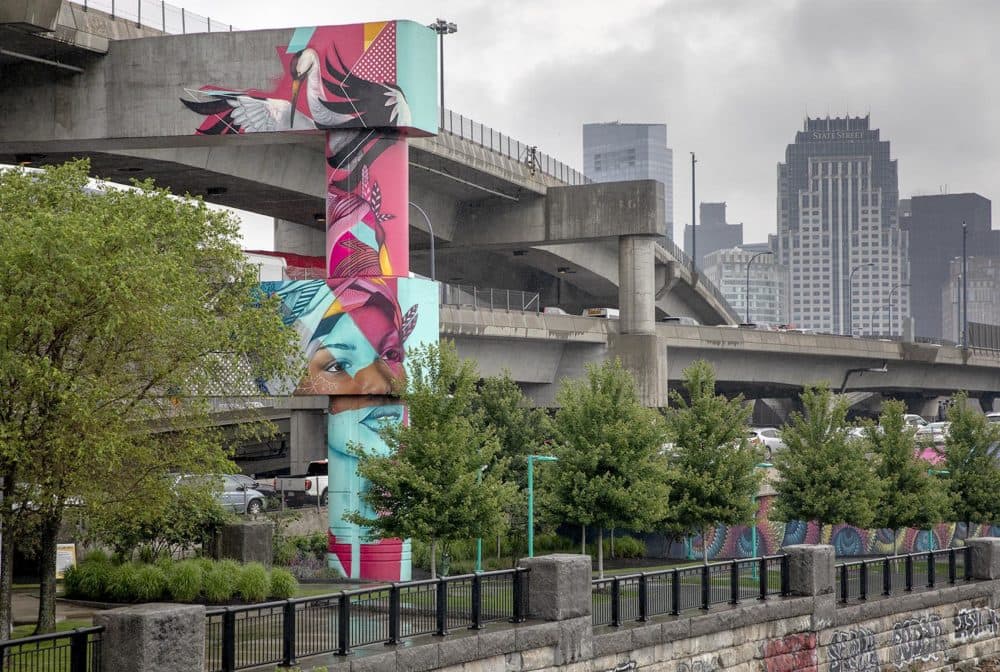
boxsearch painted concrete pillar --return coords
[183,20,438,581]
[618,234,657,335]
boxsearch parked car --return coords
[903,414,928,428]
[986,412,1000,424]
[662,316,700,326]
[272,459,329,507]
[747,427,785,458]
[219,475,268,515]
[581,307,619,319]
[915,421,950,445]
[542,306,568,315]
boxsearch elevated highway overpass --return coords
[0,1,737,329]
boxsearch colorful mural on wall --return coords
[676,495,1000,560]
[190,20,438,581]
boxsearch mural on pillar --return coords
[179,21,437,136]
[199,19,439,582]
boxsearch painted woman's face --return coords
[303,301,404,395]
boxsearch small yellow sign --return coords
[56,544,77,580]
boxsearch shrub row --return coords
[64,553,298,604]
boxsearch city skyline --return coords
[170,0,1000,248]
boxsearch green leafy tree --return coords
[471,372,551,562]
[772,385,883,540]
[348,341,515,578]
[867,400,949,552]
[943,392,1000,535]
[0,161,301,634]
[662,360,762,563]
[546,359,670,577]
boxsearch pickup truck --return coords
[272,459,329,507]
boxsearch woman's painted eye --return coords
[383,348,402,363]
[324,359,351,373]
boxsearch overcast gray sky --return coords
[176,0,1000,247]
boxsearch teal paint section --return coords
[395,21,438,136]
[287,27,316,54]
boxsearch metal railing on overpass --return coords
[69,0,233,34]
[441,109,590,187]
[440,283,540,314]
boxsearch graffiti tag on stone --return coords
[954,607,1000,641]
[763,632,817,672]
[676,657,720,672]
[829,628,880,672]
[891,614,943,668]
[603,662,637,672]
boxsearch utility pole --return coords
[690,152,697,272]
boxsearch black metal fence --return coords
[204,567,529,672]
[591,555,789,627]
[0,627,103,671]
[836,548,972,604]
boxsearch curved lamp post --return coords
[745,250,773,324]
[408,202,436,282]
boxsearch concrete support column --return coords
[783,544,836,630]
[273,218,325,257]
[289,407,326,475]
[618,235,657,335]
[95,604,205,672]
[967,537,1000,580]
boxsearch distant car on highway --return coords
[986,412,1000,424]
[581,307,620,319]
[662,316,700,325]
[747,428,785,458]
[916,421,950,445]
[904,414,928,428]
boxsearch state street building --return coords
[775,116,909,336]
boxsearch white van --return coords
[582,307,620,319]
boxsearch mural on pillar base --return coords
[188,20,438,581]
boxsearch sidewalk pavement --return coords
[12,591,99,627]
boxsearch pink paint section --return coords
[329,534,405,581]
[326,134,409,279]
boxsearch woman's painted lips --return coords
[360,405,402,432]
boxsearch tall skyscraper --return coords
[776,116,909,336]
[901,193,998,338]
[703,245,787,325]
[583,122,673,238]
[943,257,1000,342]
[684,202,744,269]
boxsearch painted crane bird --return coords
[180,45,411,134]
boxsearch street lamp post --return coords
[475,464,487,572]
[428,19,457,131]
[887,283,911,338]
[690,152,697,272]
[526,454,558,558]
[962,221,968,349]
[745,251,773,324]
[408,202,436,281]
[848,263,875,336]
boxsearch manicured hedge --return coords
[64,553,299,604]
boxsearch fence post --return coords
[859,561,868,601]
[670,569,680,615]
[281,601,297,666]
[729,560,739,605]
[758,557,768,601]
[386,584,401,644]
[110,0,115,19]
[222,609,236,672]
[949,548,957,584]
[780,554,790,596]
[883,557,892,596]
[839,566,847,603]
[511,568,526,623]
[638,574,648,622]
[181,7,185,33]
[435,579,449,636]
[161,1,165,31]
[69,629,88,672]
[927,551,936,587]
[136,0,141,27]
[610,577,621,627]
[470,574,483,630]
[905,554,914,591]
[336,593,350,656]
[700,565,710,610]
